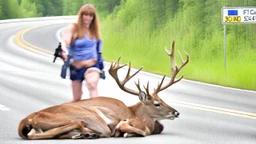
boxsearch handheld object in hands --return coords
[53,42,63,63]
[60,55,71,79]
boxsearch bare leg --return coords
[71,80,83,102]
[84,68,100,98]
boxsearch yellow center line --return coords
[170,100,256,120]
[14,25,54,56]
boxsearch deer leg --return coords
[27,121,90,140]
[80,108,113,138]
[128,117,151,136]
[115,118,148,137]
[57,130,82,139]
[28,109,112,139]
[56,128,95,139]
[27,112,95,139]
[28,112,74,131]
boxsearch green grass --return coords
[183,60,256,90]
[101,16,256,91]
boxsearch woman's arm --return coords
[61,23,76,60]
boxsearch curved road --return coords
[0,17,255,144]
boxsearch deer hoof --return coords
[71,133,84,139]
[27,128,36,140]
[82,133,99,139]
[123,133,128,138]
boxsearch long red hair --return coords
[76,4,101,41]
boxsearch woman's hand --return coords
[61,41,69,61]
[61,48,69,61]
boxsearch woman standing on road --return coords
[61,4,103,102]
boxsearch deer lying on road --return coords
[18,41,189,139]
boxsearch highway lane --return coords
[0,17,256,144]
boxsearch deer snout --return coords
[173,111,180,118]
[166,110,180,120]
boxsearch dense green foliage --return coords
[0,0,256,90]
[100,0,256,90]
[0,0,58,18]
[0,0,120,19]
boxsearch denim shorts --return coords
[69,62,100,81]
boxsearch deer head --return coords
[109,41,189,120]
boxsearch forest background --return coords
[0,0,256,90]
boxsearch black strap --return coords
[96,41,102,60]
[96,40,105,79]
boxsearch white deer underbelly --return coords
[90,107,112,125]
[96,110,112,125]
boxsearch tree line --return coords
[0,0,120,19]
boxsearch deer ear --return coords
[139,91,148,102]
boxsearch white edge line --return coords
[0,104,11,111]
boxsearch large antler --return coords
[109,57,143,96]
[153,41,189,94]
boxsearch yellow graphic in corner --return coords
[224,16,241,23]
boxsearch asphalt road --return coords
[0,17,255,144]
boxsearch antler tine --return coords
[109,57,143,96]
[171,51,189,84]
[135,79,142,92]
[154,75,166,93]
[123,62,132,83]
[143,81,150,96]
[177,50,189,68]
[110,57,127,69]
[123,62,142,83]
[111,57,120,68]
[154,41,189,94]
[177,50,184,63]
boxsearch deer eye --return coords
[154,103,161,108]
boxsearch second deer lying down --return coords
[18,41,189,139]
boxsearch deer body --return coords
[18,97,157,139]
[18,41,189,139]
